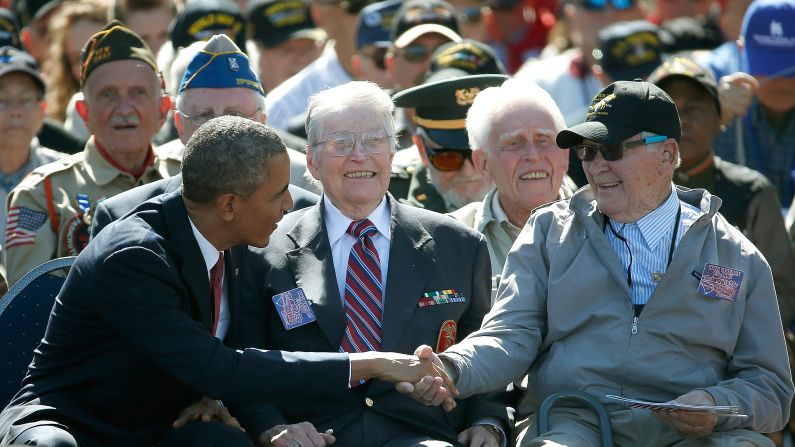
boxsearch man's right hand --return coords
[349,349,458,411]
[395,345,457,411]
[718,72,758,126]
[259,422,335,447]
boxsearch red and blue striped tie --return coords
[341,219,383,354]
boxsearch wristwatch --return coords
[480,423,503,442]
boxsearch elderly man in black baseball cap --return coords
[403,79,793,446]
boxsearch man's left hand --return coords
[172,397,243,430]
[457,425,500,447]
[652,390,717,438]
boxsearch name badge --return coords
[697,263,744,302]
[272,288,316,330]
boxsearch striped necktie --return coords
[340,219,383,353]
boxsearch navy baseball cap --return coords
[356,0,401,49]
[427,39,506,79]
[0,8,21,49]
[0,46,44,93]
[390,0,460,46]
[556,80,681,148]
[593,20,663,81]
[248,0,325,48]
[170,0,247,51]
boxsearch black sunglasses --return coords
[574,135,667,161]
[425,145,474,172]
[394,44,434,63]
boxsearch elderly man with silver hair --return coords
[251,80,511,447]
[450,78,572,297]
[402,80,793,446]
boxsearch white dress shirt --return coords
[323,196,391,303]
[188,218,229,340]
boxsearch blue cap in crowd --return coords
[179,34,263,95]
[356,0,401,49]
[741,0,795,78]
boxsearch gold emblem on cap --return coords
[455,87,480,105]
[587,92,616,118]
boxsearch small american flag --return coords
[5,207,47,249]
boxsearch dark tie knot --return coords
[347,219,378,239]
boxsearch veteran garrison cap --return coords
[170,0,247,51]
[648,56,721,115]
[393,73,508,150]
[248,0,325,48]
[179,34,263,95]
[593,20,663,81]
[556,80,680,148]
[80,20,158,87]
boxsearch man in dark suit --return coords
[251,81,510,447]
[89,33,320,238]
[0,116,454,447]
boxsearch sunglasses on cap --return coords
[393,44,434,63]
[574,134,667,162]
[424,144,474,172]
[581,0,635,11]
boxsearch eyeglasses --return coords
[359,45,388,70]
[0,95,41,113]
[312,129,392,157]
[393,44,434,63]
[425,145,474,172]
[178,108,261,127]
[581,0,635,10]
[574,135,668,162]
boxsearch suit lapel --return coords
[286,202,346,348]
[380,198,434,352]
[163,191,214,330]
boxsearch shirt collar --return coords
[188,217,221,273]
[635,185,679,250]
[323,195,391,244]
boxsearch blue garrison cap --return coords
[178,34,264,95]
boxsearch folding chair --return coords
[537,390,613,447]
[0,257,76,406]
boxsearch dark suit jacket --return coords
[0,191,348,447]
[90,174,319,238]
[250,195,511,444]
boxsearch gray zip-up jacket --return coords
[442,185,794,433]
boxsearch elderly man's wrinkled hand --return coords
[172,397,242,430]
[652,390,718,438]
[395,344,457,411]
[259,422,334,447]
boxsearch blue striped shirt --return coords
[604,187,702,306]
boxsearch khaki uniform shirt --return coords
[3,138,181,286]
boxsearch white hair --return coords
[305,81,396,158]
[175,87,266,113]
[466,78,566,154]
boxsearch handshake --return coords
[350,344,458,411]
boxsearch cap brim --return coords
[426,127,469,150]
[0,66,45,93]
[394,24,461,48]
[262,28,325,48]
[556,120,639,148]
